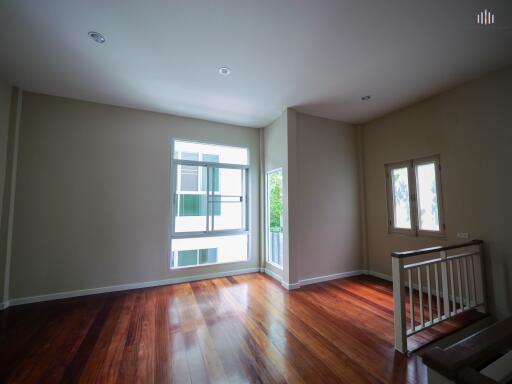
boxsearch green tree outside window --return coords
[268,171,283,233]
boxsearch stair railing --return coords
[392,240,486,353]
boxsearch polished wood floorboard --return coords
[0,274,485,383]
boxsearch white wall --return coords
[294,112,363,281]
[361,65,512,318]
[9,92,260,300]
[0,81,12,302]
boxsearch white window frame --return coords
[169,139,250,269]
[265,168,284,270]
[385,155,445,238]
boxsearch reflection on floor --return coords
[0,273,486,383]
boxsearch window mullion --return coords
[408,161,419,236]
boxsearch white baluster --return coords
[427,265,432,323]
[408,268,414,331]
[450,259,456,316]
[434,263,440,321]
[463,257,470,310]
[418,267,424,327]
[440,251,450,318]
[456,259,463,313]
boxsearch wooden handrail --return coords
[391,239,483,258]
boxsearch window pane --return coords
[198,248,218,264]
[175,164,207,232]
[171,234,247,268]
[201,154,219,191]
[174,248,219,267]
[179,153,199,191]
[392,167,411,229]
[174,140,248,165]
[177,195,207,216]
[267,170,283,267]
[211,168,244,230]
[176,250,198,267]
[180,166,198,191]
[416,163,440,231]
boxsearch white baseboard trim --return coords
[1,268,398,309]
[260,266,301,290]
[280,269,368,291]
[299,270,366,287]
[5,267,261,308]
[366,270,392,282]
[281,281,302,290]
[261,268,284,283]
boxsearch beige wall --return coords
[263,109,362,285]
[0,81,12,302]
[362,66,512,318]
[263,111,288,280]
[8,66,510,311]
[294,112,362,281]
[9,92,260,299]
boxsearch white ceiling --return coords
[1,0,511,127]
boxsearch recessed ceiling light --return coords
[361,95,371,101]
[88,31,106,44]
[218,67,231,76]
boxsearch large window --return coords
[266,169,283,268]
[385,156,445,237]
[170,140,249,268]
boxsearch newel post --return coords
[440,250,450,318]
[392,255,407,353]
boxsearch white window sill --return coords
[170,258,250,271]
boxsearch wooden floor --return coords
[0,273,485,383]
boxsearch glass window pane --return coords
[171,234,247,268]
[416,163,440,231]
[198,248,218,264]
[175,164,207,232]
[179,152,199,191]
[267,170,283,267]
[180,166,198,191]
[177,250,198,267]
[174,140,248,165]
[211,168,244,230]
[201,154,219,191]
[392,167,411,229]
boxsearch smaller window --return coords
[386,156,445,237]
[266,169,284,268]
